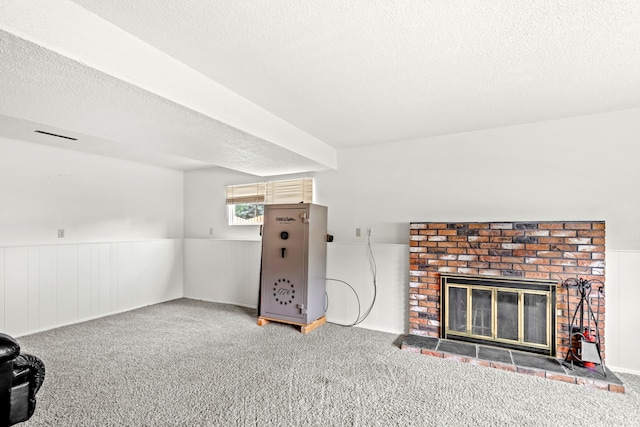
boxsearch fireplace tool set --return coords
[563,278,606,376]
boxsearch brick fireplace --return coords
[408,221,606,362]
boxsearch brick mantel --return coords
[409,221,606,360]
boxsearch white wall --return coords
[184,167,262,241]
[0,136,183,247]
[184,108,640,249]
[1,137,185,336]
[314,108,640,250]
[183,108,640,373]
[183,166,314,241]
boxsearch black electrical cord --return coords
[325,279,361,327]
[325,231,378,327]
[355,232,378,324]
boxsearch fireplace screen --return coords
[441,275,557,356]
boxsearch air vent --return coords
[34,130,78,141]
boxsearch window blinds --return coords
[226,178,313,205]
[225,182,266,205]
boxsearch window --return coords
[226,178,313,225]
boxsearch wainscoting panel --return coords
[110,244,119,313]
[4,247,29,336]
[326,243,408,335]
[183,239,262,308]
[183,239,409,335]
[606,250,640,374]
[138,240,184,305]
[78,245,92,320]
[38,246,58,331]
[97,243,112,317]
[0,240,183,337]
[57,245,79,327]
[116,242,137,312]
[28,248,39,332]
[0,249,4,331]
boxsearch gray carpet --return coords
[16,298,640,426]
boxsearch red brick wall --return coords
[409,221,606,360]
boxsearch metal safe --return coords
[259,203,327,325]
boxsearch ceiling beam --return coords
[0,0,337,174]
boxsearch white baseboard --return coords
[609,365,640,377]
[14,298,182,338]
[183,295,258,310]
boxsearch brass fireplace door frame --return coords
[440,275,557,356]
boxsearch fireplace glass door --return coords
[471,289,492,337]
[448,287,467,333]
[442,275,556,356]
[524,294,548,345]
[496,291,518,341]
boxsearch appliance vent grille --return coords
[34,130,78,141]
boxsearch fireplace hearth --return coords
[400,334,625,393]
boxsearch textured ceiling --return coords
[1,1,640,174]
[0,30,326,175]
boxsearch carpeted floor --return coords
[16,298,640,426]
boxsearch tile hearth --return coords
[401,335,625,393]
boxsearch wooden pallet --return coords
[257,315,326,334]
